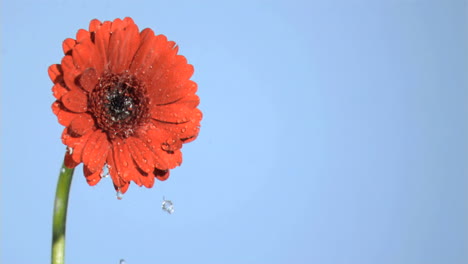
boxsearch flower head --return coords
[49,17,202,194]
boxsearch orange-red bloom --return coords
[49,17,202,194]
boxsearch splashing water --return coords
[162,197,174,214]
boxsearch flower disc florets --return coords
[89,72,150,139]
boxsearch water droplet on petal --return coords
[181,128,186,133]
[66,147,74,155]
[116,190,124,200]
[162,197,174,214]
[142,158,147,163]
[123,161,128,167]
[100,164,109,178]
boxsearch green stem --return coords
[51,161,75,264]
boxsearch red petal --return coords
[107,147,130,193]
[52,101,78,127]
[61,89,88,113]
[88,19,102,32]
[130,34,176,83]
[112,140,134,182]
[48,64,63,83]
[82,130,110,172]
[151,55,193,85]
[64,152,79,168]
[111,18,123,31]
[141,173,155,188]
[141,127,182,170]
[52,83,68,99]
[154,168,170,181]
[151,95,201,124]
[79,68,98,92]
[75,29,90,43]
[68,113,94,136]
[62,129,93,164]
[127,137,154,173]
[93,21,111,69]
[129,29,156,76]
[62,38,76,55]
[61,56,81,91]
[108,22,141,73]
[122,17,135,27]
[147,58,195,105]
[83,165,102,186]
[155,108,202,142]
[73,38,104,74]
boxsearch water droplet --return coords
[61,168,66,173]
[123,161,128,167]
[66,147,73,155]
[120,259,126,264]
[100,164,109,178]
[162,197,174,214]
[181,128,186,133]
[147,139,152,143]
[142,158,147,163]
[116,190,124,200]
[119,148,123,152]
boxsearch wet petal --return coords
[52,101,78,127]
[68,113,94,136]
[48,64,63,83]
[52,83,68,99]
[62,38,76,55]
[127,137,154,173]
[82,130,110,173]
[108,21,141,73]
[93,21,111,68]
[64,152,79,169]
[61,129,93,164]
[84,165,102,186]
[61,89,88,113]
[154,168,170,181]
[107,147,130,193]
[151,95,201,124]
[61,56,81,91]
[73,38,104,74]
[79,68,99,92]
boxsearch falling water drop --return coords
[116,190,124,200]
[162,197,174,214]
[119,259,126,264]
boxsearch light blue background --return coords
[2,0,467,263]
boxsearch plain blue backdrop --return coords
[2,0,467,263]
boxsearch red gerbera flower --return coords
[49,17,202,195]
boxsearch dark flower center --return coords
[89,72,150,139]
